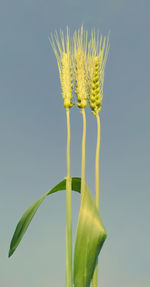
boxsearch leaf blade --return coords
[73,183,107,287]
[8,177,81,257]
[9,193,47,257]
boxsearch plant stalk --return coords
[92,111,101,287]
[66,108,72,287]
[81,108,86,199]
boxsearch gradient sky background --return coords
[0,0,150,286]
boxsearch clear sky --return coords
[0,0,150,286]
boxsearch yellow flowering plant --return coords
[8,26,109,287]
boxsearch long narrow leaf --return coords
[8,177,81,257]
[73,183,107,287]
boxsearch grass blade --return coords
[8,177,81,257]
[73,183,107,287]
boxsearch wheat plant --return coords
[8,26,109,287]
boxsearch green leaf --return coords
[9,176,107,287]
[73,182,107,287]
[8,177,81,257]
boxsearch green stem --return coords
[66,108,72,287]
[92,111,101,287]
[81,108,86,199]
[95,112,100,211]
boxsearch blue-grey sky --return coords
[0,0,150,286]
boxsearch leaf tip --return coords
[8,248,13,258]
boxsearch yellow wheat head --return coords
[49,27,74,109]
[88,31,109,114]
[73,26,88,108]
